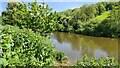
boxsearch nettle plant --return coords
[75,55,118,67]
[2,2,58,36]
[0,25,67,66]
[0,25,54,66]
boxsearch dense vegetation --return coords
[0,2,67,67]
[0,1,119,67]
[2,2,58,36]
[2,2,120,37]
[56,2,120,38]
[75,55,118,67]
[0,25,67,66]
[0,16,1,21]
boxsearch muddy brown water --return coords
[50,32,119,64]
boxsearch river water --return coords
[50,32,119,64]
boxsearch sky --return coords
[0,2,97,16]
[0,0,118,16]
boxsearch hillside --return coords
[56,2,120,37]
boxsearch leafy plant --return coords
[54,51,68,62]
[2,2,59,36]
[75,55,118,67]
[0,25,67,66]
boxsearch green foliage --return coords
[54,51,68,61]
[0,1,119,67]
[75,55,118,67]
[0,25,67,66]
[1,1,68,66]
[0,16,2,25]
[57,2,119,38]
[95,8,119,37]
[2,2,58,36]
[58,2,117,23]
[98,4,106,14]
[92,11,110,22]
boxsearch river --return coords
[50,32,119,64]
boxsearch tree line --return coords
[56,2,120,38]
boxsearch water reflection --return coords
[50,32,119,64]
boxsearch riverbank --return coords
[55,31,119,39]
[55,60,72,66]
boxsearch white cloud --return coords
[69,6,81,9]
[0,12,1,16]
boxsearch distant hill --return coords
[56,2,120,37]
[58,2,119,23]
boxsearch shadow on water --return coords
[50,32,119,64]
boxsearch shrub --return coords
[0,25,67,66]
[54,51,68,62]
[75,55,118,67]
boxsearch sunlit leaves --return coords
[2,2,58,36]
[56,2,119,38]
[0,25,67,66]
[75,55,118,67]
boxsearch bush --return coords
[75,55,118,67]
[0,25,67,66]
[54,51,68,62]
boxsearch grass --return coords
[91,11,111,22]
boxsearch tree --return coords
[2,2,58,36]
[98,4,106,14]
[79,12,87,22]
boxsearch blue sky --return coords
[46,2,96,12]
[0,1,97,16]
